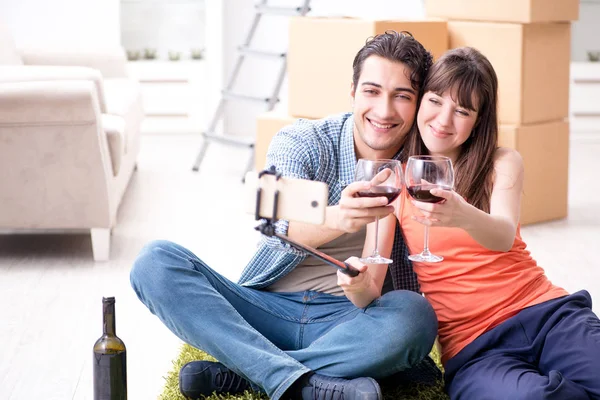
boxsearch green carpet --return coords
[159,345,449,400]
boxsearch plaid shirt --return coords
[238,112,420,293]
[237,113,441,384]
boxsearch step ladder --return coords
[191,0,312,177]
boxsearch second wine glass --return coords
[354,159,403,264]
[405,155,454,263]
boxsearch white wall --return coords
[572,0,600,61]
[0,0,120,47]
[2,0,593,139]
[120,0,205,59]
[210,0,598,140]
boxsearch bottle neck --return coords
[103,301,116,336]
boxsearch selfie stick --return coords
[254,167,359,277]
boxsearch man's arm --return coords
[288,182,395,248]
[265,125,394,250]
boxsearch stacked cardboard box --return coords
[255,17,449,171]
[425,0,579,224]
[255,113,301,171]
[288,17,448,119]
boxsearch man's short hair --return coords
[352,31,433,93]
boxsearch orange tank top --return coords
[398,191,568,365]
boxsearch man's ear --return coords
[350,82,356,101]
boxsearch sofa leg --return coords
[91,228,111,261]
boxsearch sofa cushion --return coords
[101,114,125,176]
[0,23,23,65]
[103,78,144,154]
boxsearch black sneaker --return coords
[179,361,251,398]
[300,373,382,400]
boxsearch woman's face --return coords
[417,90,479,162]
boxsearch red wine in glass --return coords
[357,186,401,204]
[407,184,451,203]
[354,159,403,264]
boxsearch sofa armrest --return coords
[0,80,116,227]
[19,47,128,78]
[0,79,103,124]
[0,65,107,113]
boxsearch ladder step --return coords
[238,46,286,58]
[203,132,254,148]
[255,5,310,16]
[222,90,277,104]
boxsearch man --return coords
[130,31,437,400]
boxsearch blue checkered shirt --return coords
[237,112,441,384]
[238,112,420,294]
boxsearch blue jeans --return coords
[130,240,438,400]
[445,290,600,400]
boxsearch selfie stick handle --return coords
[255,168,359,277]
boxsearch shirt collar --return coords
[338,114,404,187]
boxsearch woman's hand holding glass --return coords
[409,187,469,228]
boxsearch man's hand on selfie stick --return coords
[337,257,383,308]
[337,257,371,293]
[334,182,395,233]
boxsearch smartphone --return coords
[244,171,328,225]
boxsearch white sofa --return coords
[0,23,144,261]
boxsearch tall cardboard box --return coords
[255,113,302,171]
[425,0,579,23]
[448,21,571,125]
[288,17,448,119]
[499,120,569,225]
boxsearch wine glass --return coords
[354,159,403,264]
[405,155,454,263]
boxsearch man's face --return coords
[351,56,417,160]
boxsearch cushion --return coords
[103,78,144,154]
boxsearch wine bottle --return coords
[93,296,127,400]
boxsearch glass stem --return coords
[372,216,380,257]
[422,225,432,257]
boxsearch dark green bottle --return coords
[93,297,127,400]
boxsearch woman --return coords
[384,47,600,399]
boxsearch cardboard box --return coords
[425,0,579,23]
[448,21,571,125]
[499,120,569,225]
[255,113,302,171]
[288,17,448,119]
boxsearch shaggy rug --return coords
[159,345,449,400]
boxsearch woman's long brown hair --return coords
[403,47,499,212]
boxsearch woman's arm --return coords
[412,148,524,251]
[464,148,523,250]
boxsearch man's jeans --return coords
[130,240,438,400]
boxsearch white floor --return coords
[0,133,599,400]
